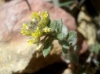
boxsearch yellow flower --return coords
[42,11,49,18]
[22,23,28,29]
[32,27,43,38]
[21,11,50,45]
[27,37,39,44]
[21,29,31,36]
[31,11,40,22]
[43,27,51,33]
[38,21,44,28]
[38,11,49,28]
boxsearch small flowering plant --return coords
[21,11,78,64]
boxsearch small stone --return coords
[62,68,73,74]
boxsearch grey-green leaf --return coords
[74,45,78,52]
[92,59,99,67]
[67,31,77,45]
[61,24,68,37]
[57,33,65,40]
[59,40,69,49]
[42,39,52,57]
[69,52,78,64]
[90,44,100,54]
[68,31,77,40]
[59,40,69,54]
[57,18,63,32]
[62,48,68,54]
[70,37,77,45]
[49,20,57,32]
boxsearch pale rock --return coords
[62,68,73,74]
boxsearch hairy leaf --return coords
[61,24,68,37]
[90,44,100,54]
[57,18,63,32]
[57,33,65,40]
[69,52,78,64]
[42,38,52,57]
[49,20,57,32]
[59,40,69,54]
[67,31,77,45]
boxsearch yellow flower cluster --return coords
[21,11,51,44]
[43,27,51,33]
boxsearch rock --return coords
[0,0,77,74]
[77,9,96,46]
[62,68,73,74]
[0,0,5,6]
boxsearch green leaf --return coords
[62,48,68,54]
[61,24,68,37]
[68,31,77,40]
[42,38,52,57]
[57,33,65,40]
[59,40,69,49]
[49,20,57,32]
[67,31,77,45]
[59,40,69,54]
[90,44,100,54]
[92,59,99,67]
[74,45,78,52]
[57,18,63,32]
[69,52,78,64]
